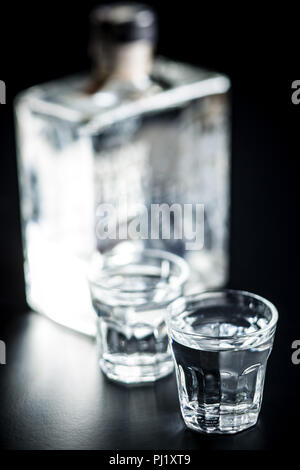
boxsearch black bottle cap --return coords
[90,3,157,44]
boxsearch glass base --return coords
[181,403,259,434]
[99,358,174,385]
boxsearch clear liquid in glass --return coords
[92,263,178,384]
[170,304,274,433]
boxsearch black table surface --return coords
[0,308,298,451]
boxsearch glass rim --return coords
[88,247,190,295]
[166,289,279,340]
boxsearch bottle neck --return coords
[91,40,153,90]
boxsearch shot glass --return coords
[88,243,189,385]
[167,289,278,434]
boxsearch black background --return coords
[0,0,298,451]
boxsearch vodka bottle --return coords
[15,3,231,335]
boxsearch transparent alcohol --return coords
[89,243,189,384]
[167,290,278,434]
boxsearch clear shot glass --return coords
[88,243,189,385]
[166,289,278,434]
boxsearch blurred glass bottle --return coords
[15,3,231,336]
